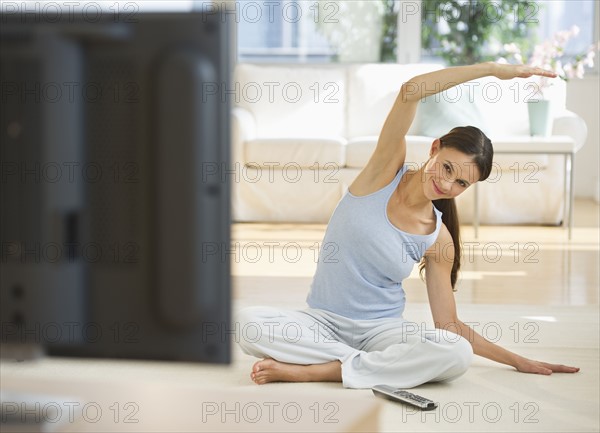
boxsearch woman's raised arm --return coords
[351,62,557,195]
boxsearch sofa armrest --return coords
[231,107,256,165]
[552,109,588,152]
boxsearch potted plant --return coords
[421,0,536,66]
[314,0,400,63]
[499,25,598,136]
[314,1,385,63]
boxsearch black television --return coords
[0,9,232,363]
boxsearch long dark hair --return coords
[419,126,493,290]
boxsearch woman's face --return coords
[423,139,481,200]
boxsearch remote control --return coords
[372,385,438,410]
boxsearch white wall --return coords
[567,76,600,201]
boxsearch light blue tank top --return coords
[306,165,443,320]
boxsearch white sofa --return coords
[231,63,587,224]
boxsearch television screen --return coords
[0,9,232,363]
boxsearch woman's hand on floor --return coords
[515,356,580,375]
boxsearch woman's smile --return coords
[432,179,445,196]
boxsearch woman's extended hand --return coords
[515,356,580,375]
[488,62,558,80]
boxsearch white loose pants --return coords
[235,306,473,389]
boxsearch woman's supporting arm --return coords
[452,318,579,374]
[425,225,579,375]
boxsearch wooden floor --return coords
[231,199,599,307]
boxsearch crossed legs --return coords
[235,306,473,389]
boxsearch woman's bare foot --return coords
[251,359,342,385]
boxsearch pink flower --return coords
[563,63,575,79]
[575,63,585,79]
[499,26,598,97]
[503,43,520,54]
[583,45,597,67]
[570,25,580,38]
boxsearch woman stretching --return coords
[236,62,580,388]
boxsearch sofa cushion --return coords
[345,135,549,172]
[412,76,564,139]
[245,137,346,168]
[234,64,346,138]
[416,90,490,138]
[345,136,433,169]
[446,76,564,138]
[346,63,444,139]
[345,136,376,168]
[411,78,522,137]
[236,167,345,223]
[472,76,531,137]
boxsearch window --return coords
[534,0,596,55]
[232,1,397,63]
[228,0,598,66]
[12,1,593,64]
[235,1,334,62]
[420,0,598,66]
[4,1,196,12]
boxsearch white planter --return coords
[527,99,552,136]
